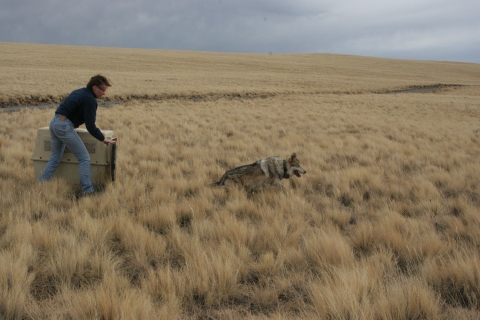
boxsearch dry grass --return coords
[0,42,480,319]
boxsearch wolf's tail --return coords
[210,173,227,187]
[210,180,223,187]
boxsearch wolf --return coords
[213,153,306,192]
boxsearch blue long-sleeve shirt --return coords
[55,87,105,141]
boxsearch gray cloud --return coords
[1,0,479,63]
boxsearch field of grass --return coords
[1,42,480,319]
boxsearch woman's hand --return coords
[103,139,116,145]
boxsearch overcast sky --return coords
[1,0,479,63]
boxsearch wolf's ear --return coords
[290,153,297,161]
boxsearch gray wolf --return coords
[213,153,306,192]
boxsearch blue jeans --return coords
[39,114,94,194]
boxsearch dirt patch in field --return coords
[0,92,279,110]
[377,84,463,94]
[0,84,466,111]
[0,101,120,112]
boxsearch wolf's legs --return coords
[273,182,287,191]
